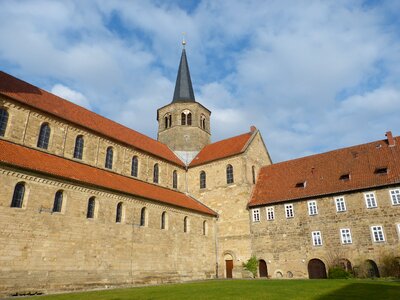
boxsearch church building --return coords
[0,44,399,296]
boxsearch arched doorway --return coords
[366,260,380,278]
[308,259,327,279]
[339,258,353,273]
[259,260,268,278]
[224,253,234,279]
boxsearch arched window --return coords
[52,190,63,213]
[164,116,168,129]
[105,147,113,169]
[203,220,208,236]
[161,211,167,230]
[37,123,51,149]
[227,164,234,184]
[200,115,206,130]
[140,207,147,226]
[172,170,178,189]
[11,182,25,208]
[184,216,189,233]
[181,112,186,125]
[116,202,123,223]
[131,156,138,177]
[86,197,95,219]
[252,166,256,184]
[153,163,159,183]
[73,135,84,159]
[187,113,192,125]
[0,108,9,137]
[200,171,206,189]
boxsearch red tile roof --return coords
[249,136,400,207]
[0,71,184,166]
[189,131,254,167]
[0,139,216,216]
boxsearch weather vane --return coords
[182,32,186,48]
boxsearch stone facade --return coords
[157,102,211,152]
[0,166,216,296]
[250,186,400,279]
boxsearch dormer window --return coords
[374,167,388,175]
[295,181,306,188]
[339,174,350,181]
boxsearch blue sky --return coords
[0,0,399,162]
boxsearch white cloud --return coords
[51,84,92,110]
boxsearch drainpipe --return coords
[215,216,219,278]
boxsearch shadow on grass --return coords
[317,282,400,300]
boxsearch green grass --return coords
[38,279,400,300]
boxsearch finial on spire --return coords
[182,32,186,48]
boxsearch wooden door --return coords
[225,260,233,278]
[308,259,327,279]
[259,260,268,278]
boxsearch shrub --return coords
[243,256,258,278]
[328,267,352,279]
[380,254,400,278]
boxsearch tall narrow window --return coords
[164,116,169,129]
[105,147,113,169]
[184,216,189,233]
[86,197,95,219]
[200,171,206,189]
[52,190,63,213]
[140,207,146,226]
[252,166,256,184]
[116,202,123,223]
[0,108,9,137]
[153,163,159,183]
[37,123,51,149]
[169,115,172,127]
[226,164,234,184]
[203,220,208,236]
[161,211,167,229]
[181,112,186,125]
[11,182,25,208]
[172,170,178,189]
[131,156,138,177]
[73,135,84,159]
[187,113,192,125]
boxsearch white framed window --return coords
[252,208,260,222]
[266,206,275,220]
[390,189,400,205]
[308,200,318,216]
[285,204,294,218]
[335,196,346,212]
[364,192,377,208]
[371,225,385,242]
[312,231,322,246]
[340,228,352,244]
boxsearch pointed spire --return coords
[172,41,195,103]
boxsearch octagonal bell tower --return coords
[157,42,211,163]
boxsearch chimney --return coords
[250,126,257,133]
[386,131,395,147]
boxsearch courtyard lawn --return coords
[37,279,400,300]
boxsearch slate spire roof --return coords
[172,46,195,103]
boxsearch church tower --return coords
[157,42,211,163]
